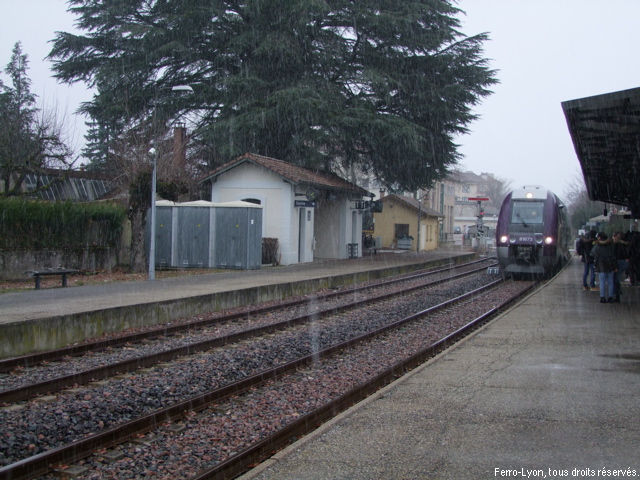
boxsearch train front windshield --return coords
[511,201,544,225]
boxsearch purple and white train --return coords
[495,185,571,278]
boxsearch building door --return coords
[298,208,306,263]
[352,211,358,243]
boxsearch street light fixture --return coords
[416,191,427,254]
[171,85,194,94]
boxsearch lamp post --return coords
[417,198,421,254]
[148,147,158,280]
[416,191,427,254]
[148,84,194,281]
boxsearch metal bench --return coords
[27,268,78,289]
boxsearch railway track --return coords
[0,259,494,403]
[1,259,494,373]
[200,280,537,480]
[0,260,527,480]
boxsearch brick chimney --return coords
[173,125,187,170]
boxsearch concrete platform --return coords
[0,249,475,357]
[243,259,640,480]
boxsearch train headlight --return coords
[544,236,553,245]
[499,235,509,244]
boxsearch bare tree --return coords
[104,124,199,272]
[564,171,604,230]
[480,173,512,212]
[0,42,73,196]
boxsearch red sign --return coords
[468,197,489,202]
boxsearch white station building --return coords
[200,153,372,265]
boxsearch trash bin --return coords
[397,236,413,250]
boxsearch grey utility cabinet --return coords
[149,200,262,269]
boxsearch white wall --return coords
[297,206,315,263]
[209,162,364,264]
[314,195,362,259]
[210,163,300,265]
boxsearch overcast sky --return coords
[2,0,640,199]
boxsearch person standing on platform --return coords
[578,230,596,291]
[591,232,617,303]
[628,231,640,286]
[612,231,629,302]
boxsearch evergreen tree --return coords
[0,42,71,196]
[82,119,114,172]
[50,0,496,192]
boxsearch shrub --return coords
[0,198,126,250]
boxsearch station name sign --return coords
[294,200,316,207]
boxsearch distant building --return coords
[373,193,442,251]
[420,180,456,242]
[417,170,505,242]
[340,167,507,247]
[447,170,500,237]
[200,153,371,265]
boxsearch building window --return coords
[394,224,409,239]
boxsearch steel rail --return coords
[190,281,537,480]
[0,258,492,372]
[0,277,505,480]
[0,262,496,403]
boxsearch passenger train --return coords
[495,185,571,278]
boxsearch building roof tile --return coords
[382,194,443,218]
[201,153,370,196]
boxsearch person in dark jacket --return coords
[578,230,596,290]
[612,231,629,302]
[591,232,617,303]
[628,231,640,286]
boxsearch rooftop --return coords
[381,194,443,218]
[201,153,371,197]
[562,87,640,217]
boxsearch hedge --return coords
[0,198,126,250]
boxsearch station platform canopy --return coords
[562,87,640,217]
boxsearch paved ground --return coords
[242,259,640,480]
[0,249,468,324]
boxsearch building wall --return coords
[452,180,498,235]
[423,219,439,250]
[422,172,501,238]
[373,197,439,251]
[0,247,123,280]
[209,163,363,264]
[314,194,362,259]
[422,180,456,240]
[210,163,302,265]
[454,179,483,226]
[296,206,315,263]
